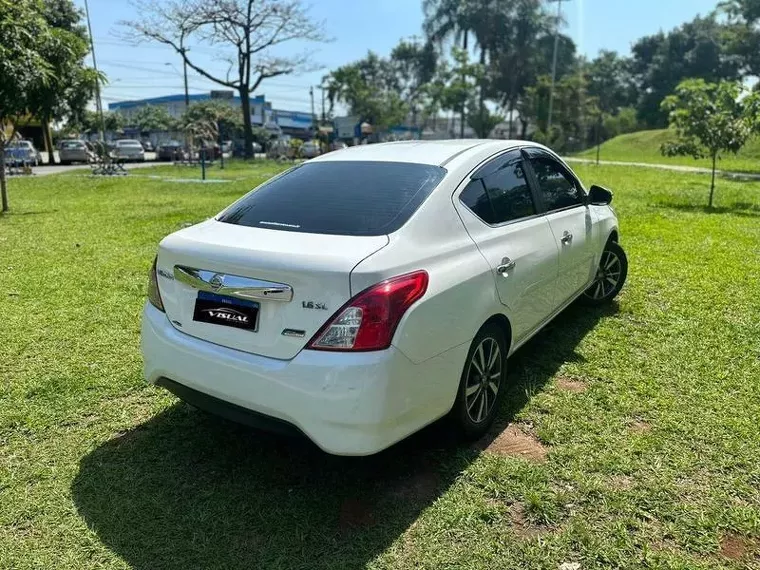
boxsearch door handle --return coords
[560,231,573,245]
[496,257,516,275]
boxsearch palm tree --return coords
[425,0,511,138]
[423,0,474,137]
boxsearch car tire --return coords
[452,323,507,440]
[581,240,628,305]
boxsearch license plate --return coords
[193,291,259,331]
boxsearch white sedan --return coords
[142,140,627,455]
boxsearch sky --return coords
[75,0,721,115]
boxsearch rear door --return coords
[524,149,597,303]
[453,150,559,342]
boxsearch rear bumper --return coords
[141,303,465,455]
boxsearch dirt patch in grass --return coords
[555,376,587,393]
[509,502,550,539]
[608,475,634,491]
[629,419,651,433]
[481,424,547,462]
[719,533,757,561]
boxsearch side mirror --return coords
[589,185,613,205]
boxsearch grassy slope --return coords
[1,162,759,569]
[575,129,760,173]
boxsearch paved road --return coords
[34,156,159,176]
[566,157,760,180]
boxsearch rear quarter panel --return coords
[350,173,504,366]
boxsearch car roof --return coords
[310,139,532,166]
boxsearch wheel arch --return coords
[481,313,513,355]
[607,228,619,244]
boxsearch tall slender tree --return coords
[0,0,52,212]
[122,0,327,159]
[423,0,474,137]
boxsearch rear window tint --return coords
[218,161,446,236]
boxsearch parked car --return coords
[330,141,348,151]
[112,139,145,162]
[5,140,42,166]
[157,141,183,161]
[142,140,627,455]
[141,140,154,152]
[58,139,95,165]
[300,140,321,159]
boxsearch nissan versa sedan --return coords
[141,140,627,455]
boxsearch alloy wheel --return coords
[587,249,622,300]
[464,337,502,424]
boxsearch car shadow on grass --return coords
[71,300,618,570]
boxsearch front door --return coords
[453,150,559,342]
[524,150,597,303]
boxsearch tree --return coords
[72,110,124,135]
[630,15,742,128]
[122,0,327,159]
[661,79,760,207]
[0,0,52,212]
[324,52,408,132]
[132,105,177,132]
[182,100,243,142]
[423,0,473,137]
[720,0,760,77]
[436,48,489,137]
[27,0,98,165]
[519,73,596,152]
[487,0,563,138]
[389,40,438,127]
[585,50,638,158]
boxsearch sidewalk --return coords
[565,157,760,181]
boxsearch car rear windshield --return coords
[217,161,446,236]
[61,141,84,149]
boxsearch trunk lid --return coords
[156,219,388,360]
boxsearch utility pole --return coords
[310,86,316,128]
[83,0,106,143]
[320,86,326,124]
[547,0,571,134]
[180,47,190,112]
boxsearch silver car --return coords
[5,140,42,166]
[58,140,94,165]
[113,139,145,162]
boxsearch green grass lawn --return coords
[575,129,760,174]
[1,162,759,569]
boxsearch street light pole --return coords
[83,0,106,143]
[547,0,571,134]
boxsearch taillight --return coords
[147,256,165,312]
[307,271,428,352]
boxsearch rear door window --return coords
[459,151,537,225]
[218,161,446,236]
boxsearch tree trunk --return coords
[43,116,56,165]
[709,152,717,208]
[0,144,8,212]
[460,32,468,139]
[478,48,486,138]
[520,118,528,139]
[240,89,253,159]
[595,115,602,165]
